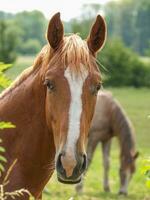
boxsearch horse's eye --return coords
[90,83,101,95]
[44,80,55,91]
[96,83,101,91]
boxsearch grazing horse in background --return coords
[0,13,107,199]
[76,91,139,195]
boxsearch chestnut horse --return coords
[0,13,106,199]
[76,91,139,195]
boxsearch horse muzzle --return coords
[56,153,87,184]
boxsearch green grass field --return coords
[6,56,150,200]
[6,56,35,80]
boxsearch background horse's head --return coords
[44,13,106,184]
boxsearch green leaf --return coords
[146,179,150,188]
[0,146,5,152]
[141,165,150,175]
[0,63,12,72]
[0,63,12,88]
[0,155,7,163]
[0,121,16,130]
[141,157,150,188]
[0,72,11,88]
[0,163,5,172]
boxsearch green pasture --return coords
[6,56,34,80]
[6,56,150,200]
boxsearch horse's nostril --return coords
[56,154,65,175]
[80,154,87,173]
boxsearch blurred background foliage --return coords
[0,0,150,87]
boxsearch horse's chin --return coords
[57,176,81,184]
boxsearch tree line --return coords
[70,0,150,55]
[0,10,47,62]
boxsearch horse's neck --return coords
[111,100,135,157]
[0,67,55,193]
[0,67,54,161]
[0,68,45,124]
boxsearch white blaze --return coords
[64,65,88,155]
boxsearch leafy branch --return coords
[0,63,12,89]
[141,157,150,188]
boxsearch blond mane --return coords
[0,34,99,99]
[41,34,98,74]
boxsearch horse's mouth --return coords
[57,176,81,184]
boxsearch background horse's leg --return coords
[75,133,99,193]
[102,140,111,192]
[119,169,130,195]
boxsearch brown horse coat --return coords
[0,13,107,199]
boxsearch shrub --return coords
[0,21,18,63]
[99,38,150,87]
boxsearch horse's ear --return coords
[87,14,107,55]
[133,151,139,160]
[47,12,64,50]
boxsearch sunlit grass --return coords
[6,56,34,80]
